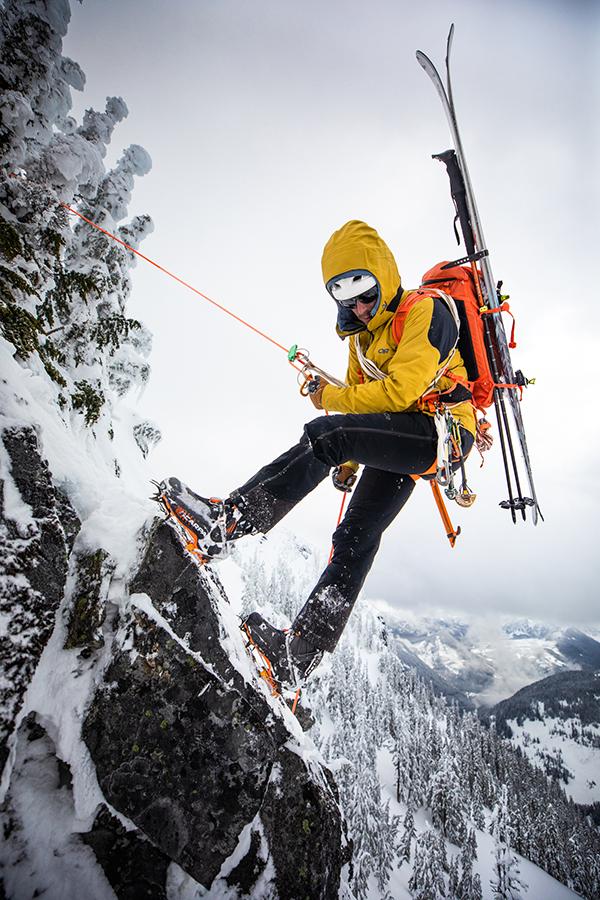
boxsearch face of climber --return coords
[327,273,380,326]
[352,290,379,325]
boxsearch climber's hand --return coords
[332,464,358,493]
[307,375,329,410]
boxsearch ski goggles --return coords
[335,285,380,309]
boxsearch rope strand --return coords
[61,202,349,548]
[61,203,292,356]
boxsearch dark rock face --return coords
[224,828,267,894]
[82,806,171,900]
[84,521,345,897]
[0,426,80,770]
[260,752,350,900]
[84,605,277,884]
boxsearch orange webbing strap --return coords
[60,203,306,373]
[481,301,517,349]
[429,480,461,548]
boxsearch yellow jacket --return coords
[320,220,476,438]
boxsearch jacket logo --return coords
[377,348,390,354]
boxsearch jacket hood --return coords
[321,220,402,338]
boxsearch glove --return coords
[332,464,358,493]
[307,375,330,410]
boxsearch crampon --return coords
[151,478,227,568]
[240,620,302,714]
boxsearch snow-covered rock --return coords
[0,3,348,897]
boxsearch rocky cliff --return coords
[0,1,348,896]
[1,488,347,898]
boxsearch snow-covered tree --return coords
[398,806,415,865]
[336,667,398,898]
[490,785,528,899]
[409,826,447,900]
[0,0,153,440]
[457,827,482,900]
[448,853,460,896]
[429,745,467,845]
[0,0,156,771]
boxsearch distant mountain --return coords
[385,626,475,710]
[489,670,600,807]
[372,608,600,706]
[556,627,600,669]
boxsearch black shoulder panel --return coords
[427,297,458,361]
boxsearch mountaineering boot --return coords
[241,612,323,692]
[153,477,248,565]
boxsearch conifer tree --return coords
[490,785,528,899]
[429,746,467,845]
[457,827,482,900]
[0,0,152,434]
[409,827,447,900]
[448,854,460,896]
[398,806,415,865]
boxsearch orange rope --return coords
[61,203,298,361]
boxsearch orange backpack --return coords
[392,261,500,411]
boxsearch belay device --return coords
[417,27,542,524]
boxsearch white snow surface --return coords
[507,716,600,805]
[0,336,153,570]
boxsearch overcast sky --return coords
[63,0,600,626]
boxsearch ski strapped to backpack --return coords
[416,27,542,525]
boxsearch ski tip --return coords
[446,24,455,67]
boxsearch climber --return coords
[157,220,476,691]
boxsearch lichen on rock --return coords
[83,521,346,896]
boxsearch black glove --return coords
[332,464,357,493]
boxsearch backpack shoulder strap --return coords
[391,290,427,344]
[391,288,460,346]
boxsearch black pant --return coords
[233,412,472,653]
